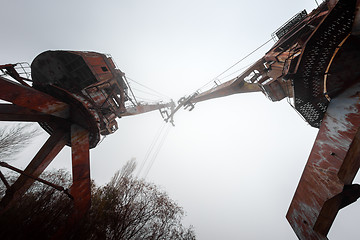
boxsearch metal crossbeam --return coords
[0,127,67,213]
[0,76,69,118]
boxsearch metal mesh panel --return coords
[293,0,355,128]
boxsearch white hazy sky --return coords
[1,0,360,239]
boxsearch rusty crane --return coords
[166,0,360,239]
[0,51,174,237]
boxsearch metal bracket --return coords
[162,93,198,126]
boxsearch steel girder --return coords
[287,82,360,239]
[0,76,92,236]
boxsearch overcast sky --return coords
[1,0,360,239]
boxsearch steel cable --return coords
[127,76,171,99]
[136,122,166,178]
[142,124,171,179]
[196,38,273,93]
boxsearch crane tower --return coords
[0,51,173,237]
[169,0,360,239]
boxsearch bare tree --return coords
[83,160,195,240]
[0,161,196,240]
[0,123,41,161]
[0,123,43,197]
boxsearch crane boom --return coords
[190,58,263,104]
[172,0,360,239]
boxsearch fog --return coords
[1,0,360,239]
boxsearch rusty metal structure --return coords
[0,51,173,237]
[168,0,360,239]
[1,0,359,239]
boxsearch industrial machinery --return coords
[167,0,360,239]
[0,51,174,237]
[1,0,359,239]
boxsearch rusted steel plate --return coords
[69,124,91,221]
[0,103,68,123]
[0,76,69,118]
[286,82,360,239]
[0,127,67,213]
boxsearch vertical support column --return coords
[287,83,360,239]
[69,124,91,221]
[53,125,91,239]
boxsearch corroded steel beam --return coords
[287,82,360,239]
[192,79,261,104]
[52,125,91,239]
[0,127,67,213]
[0,103,68,124]
[0,161,73,199]
[0,69,93,236]
[120,101,175,117]
[190,58,264,104]
[0,128,67,212]
[0,76,69,118]
[69,124,91,221]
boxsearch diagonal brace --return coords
[0,127,68,213]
